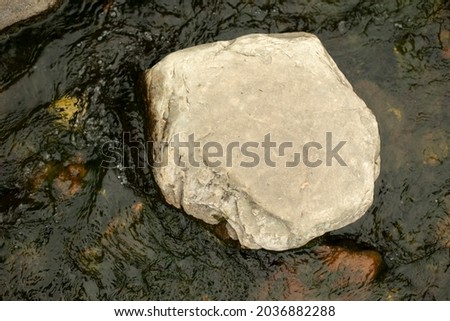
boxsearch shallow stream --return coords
[0,0,449,300]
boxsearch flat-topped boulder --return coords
[0,0,60,31]
[144,32,380,251]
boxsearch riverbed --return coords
[0,0,449,300]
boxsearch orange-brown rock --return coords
[315,245,383,287]
[255,245,383,300]
[52,163,88,198]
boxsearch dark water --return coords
[0,0,449,300]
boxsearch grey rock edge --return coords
[144,32,380,251]
[0,0,60,31]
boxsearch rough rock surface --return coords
[0,0,59,31]
[145,32,380,251]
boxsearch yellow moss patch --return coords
[48,95,85,128]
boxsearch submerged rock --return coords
[48,95,86,129]
[421,129,448,167]
[256,263,309,300]
[52,163,88,199]
[144,32,380,251]
[255,245,383,300]
[0,0,60,31]
[315,245,383,287]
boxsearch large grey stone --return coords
[144,32,380,251]
[0,0,59,31]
